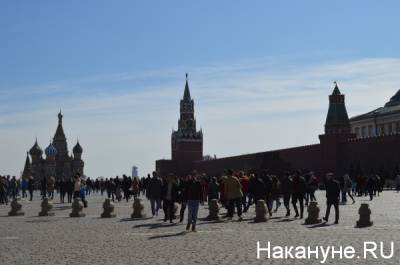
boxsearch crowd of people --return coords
[1,170,400,230]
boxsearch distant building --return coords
[350,90,400,138]
[132,166,138,177]
[22,111,84,181]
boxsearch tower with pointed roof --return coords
[319,82,355,174]
[171,74,203,162]
[324,81,351,135]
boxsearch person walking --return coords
[281,173,293,217]
[307,173,318,202]
[239,172,250,212]
[21,177,28,198]
[47,175,55,200]
[343,174,355,204]
[131,177,140,200]
[207,177,220,202]
[59,177,66,203]
[122,175,131,202]
[146,171,163,217]
[178,176,188,223]
[28,175,34,201]
[41,176,47,200]
[271,175,281,212]
[251,174,267,206]
[66,177,74,203]
[80,178,88,207]
[73,174,81,199]
[245,174,257,211]
[161,174,179,223]
[292,173,306,218]
[367,175,376,201]
[323,173,340,224]
[224,169,243,221]
[0,176,8,205]
[185,175,203,232]
[261,171,273,215]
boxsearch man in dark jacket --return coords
[147,171,163,217]
[178,176,189,222]
[323,173,341,224]
[40,176,47,200]
[252,175,267,204]
[185,175,203,232]
[161,174,179,223]
[281,173,293,217]
[28,176,35,201]
[292,172,306,218]
[261,171,272,214]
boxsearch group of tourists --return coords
[0,175,35,204]
[140,169,390,229]
[1,169,397,231]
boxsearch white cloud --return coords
[1,57,400,177]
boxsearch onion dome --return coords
[29,139,43,156]
[45,142,58,157]
[73,141,83,154]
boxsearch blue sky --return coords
[1,1,400,177]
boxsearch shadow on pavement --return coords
[119,217,153,222]
[196,219,225,225]
[25,219,57,223]
[307,222,333,228]
[134,222,178,229]
[148,231,186,240]
[274,218,295,222]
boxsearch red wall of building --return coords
[171,141,203,162]
[338,134,400,176]
[158,132,400,178]
[192,144,321,177]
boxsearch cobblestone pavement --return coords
[1,191,399,265]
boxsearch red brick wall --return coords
[193,144,321,177]
[158,133,400,178]
[338,134,400,176]
[172,141,202,162]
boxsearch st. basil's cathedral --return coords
[22,111,84,181]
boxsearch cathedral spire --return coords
[54,111,66,139]
[58,109,63,125]
[53,110,68,161]
[183,73,191,101]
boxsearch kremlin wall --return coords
[156,78,400,178]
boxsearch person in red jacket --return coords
[239,172,250,212]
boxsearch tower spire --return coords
[332,81,341,95]
[183,73,191,101]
